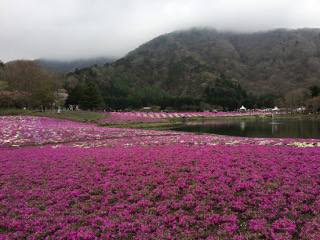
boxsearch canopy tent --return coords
[272,106,279,112]
[240,106,246,112]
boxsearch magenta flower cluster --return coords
[1,115,320,239]
[98,111,264,125]
[0,116,180,148]
[98,112,169,125]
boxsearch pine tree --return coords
[65,84,84,106]
[80,82,104,110]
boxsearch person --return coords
[43,105,46,112]
[57,106,61,114]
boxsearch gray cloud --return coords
[1,0,320,62]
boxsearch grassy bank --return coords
[104,121,183,131]
[31,110,109,123]
[0,108,109,123]
[0,108,33,116]
[273,113,319,119]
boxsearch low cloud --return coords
[1,0,320,62]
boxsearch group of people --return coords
[39,104,80,114]
[57,104,79,113]
[39,105,46,112]
[68,104,79,111]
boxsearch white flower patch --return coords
[289,142,320,148]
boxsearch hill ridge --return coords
[68,28,320,96]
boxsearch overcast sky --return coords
[1,0,320,62]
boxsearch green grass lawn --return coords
[104,121,183,130]
[31,110,109,123]
[0,108,109,123]
[0,108,34,116]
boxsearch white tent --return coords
[272,106,279,112]
[240,106,246,112]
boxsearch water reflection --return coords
[240,122,245,131]
[268,121,283,134]
[173,119,320,139]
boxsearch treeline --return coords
[1,60,319,113]
[0,60,65,109]
[275,85,320,113]
[65,76,280,111]
[65,77,320,112]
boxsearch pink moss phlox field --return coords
[0,116,180,148]
[48,134,320,149]
[1,145,320,239]
[1,115,320,239]
[98,112,170,125]
[98,111,265,125]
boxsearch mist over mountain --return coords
[37,57,117,74]
[68,28,320,97]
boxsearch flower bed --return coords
[49,133,320,149]
[98,111,266,125]
[0,116,179,148]
[98,112,169,125]
[1,145,320,239]
[0,115,320,239]
[1,116,319,149]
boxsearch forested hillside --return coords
[2,28,320,111]
[226,29,320,95]
[67,28,320,96]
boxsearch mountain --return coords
[225,28,320,95]
[37,57,117,74]
[68,28,320,96]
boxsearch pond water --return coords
[171,118,320,139]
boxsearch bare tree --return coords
[305,96,320,114]
[284,88,311,113]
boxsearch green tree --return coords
[80,82,104,110]
[65,84,84,106]
[0,60,62,108]
[31,81,55,107]
[309,85,320,97]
